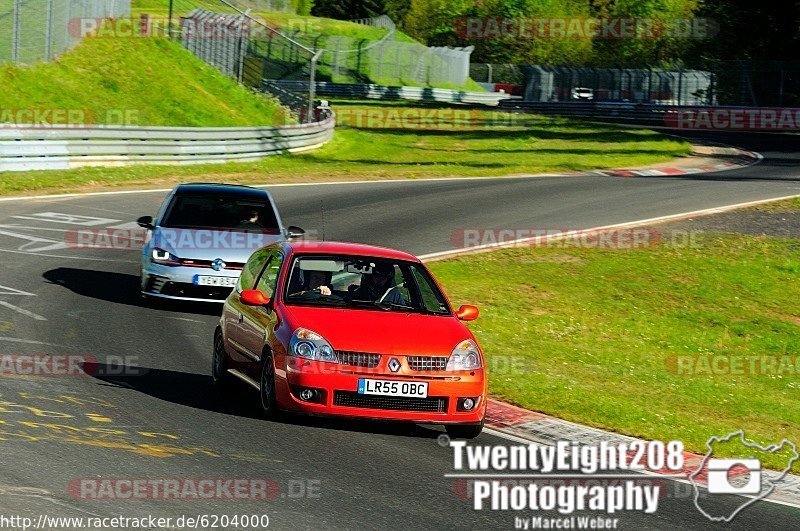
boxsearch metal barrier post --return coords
[168,0,174,39]
[45,0,54,61]
[307,50,324,123]
[11,0,20,63]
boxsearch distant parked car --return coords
[137,183,304,303]
[571,87,595,101]
[213,240,488,438]
[494,83,523,96]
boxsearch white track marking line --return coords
[483,427,539,445]
[0,229,69,252]
[107,222,142,229]
[0,174,651,203]
[0,337,62,346]
[0,301,46,321]
[0,138,768,203]
[0,248,137,263]
[12,212,119,226]
[419,193,800,262]
[166,317,205,323]
[0,285,35,296]
[0,224,72,233]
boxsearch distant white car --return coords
[571,87,595,101]
[137,183,304,303]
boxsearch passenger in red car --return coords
[349,264,407,305]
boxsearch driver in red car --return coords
[290,270,332,298]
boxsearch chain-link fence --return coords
[319,36,473,87]
[175,7,474,90]
[0,0,130,64]
[502,62,800,107]
[178,8,316,85]
[181,9,251,80]
[178,6,319,122]
[316,16,473,87]
[236,0,299,13]
[707,61,800,107]
[174,5,478,125]
[470,64,524,85]
[519,65,715,105]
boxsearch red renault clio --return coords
[213,241,487,438]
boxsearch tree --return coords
[691,0,800,62]
[405,0,594,65]
[587,0,702,67]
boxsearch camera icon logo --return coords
[706,458,761,495]
[690,430,798,522]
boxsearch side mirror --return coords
[241,289,271,307]
[137,216,154,229]
[456,305,479,322]
[286,226,305,239]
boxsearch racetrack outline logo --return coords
[689,430,799,522]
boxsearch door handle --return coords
[238,314,244,324]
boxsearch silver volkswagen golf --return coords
[137,183,304,303]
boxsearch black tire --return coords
[211,329,231,389]
[259,351,279,419]
[445,418,485,439]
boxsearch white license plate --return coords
[193,275,238,287]
[357,379,428,398]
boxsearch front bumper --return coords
[277,358,487,424]
[141,263,239,302]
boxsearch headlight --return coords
[446,339,482,371]
[289,328,337,362]
[151,247,181,266]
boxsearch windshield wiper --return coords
[350,299,423,313]
[377,301,419,312]
[287,295,345,305]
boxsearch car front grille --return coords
[158,282,232,300]
[337,351,381,368]
[407,356,448,371]
[333,391,447,412]
[178,259,244,271]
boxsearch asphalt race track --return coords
[0,130,798,529]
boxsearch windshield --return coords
[284,255,451,315]
[161,194,280,232]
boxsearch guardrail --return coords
[498,101,800,131]
[0,110,335,173]
[265,80,509,106]
[497,101,674,126]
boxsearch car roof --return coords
[284,241,420,262]
[173,183,272,200]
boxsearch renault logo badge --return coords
[388,358,401,372]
